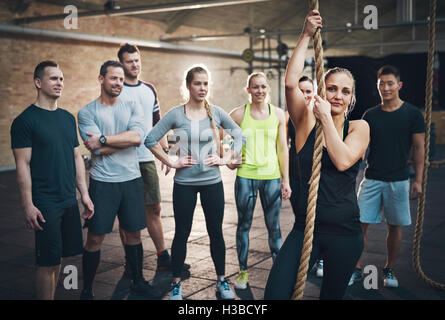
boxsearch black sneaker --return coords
[80,289,94,300]
[130,279,161,299]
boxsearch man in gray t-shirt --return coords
[77,60,160,300]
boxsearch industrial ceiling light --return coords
[104,0,120,11]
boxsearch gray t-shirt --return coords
[78,98,145,183]
[145,104,245,186]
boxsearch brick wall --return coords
[0,2,283,167]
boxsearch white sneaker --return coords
[169,282,183,300]
[383,268,399,288]
[216,279,235,300]
[234,270,248,289]
[316,260,324,277]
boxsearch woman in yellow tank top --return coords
[228,72,291,290]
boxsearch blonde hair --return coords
[184,65,222,156]
[246,72,271,103]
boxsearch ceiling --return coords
[6,0,445,57]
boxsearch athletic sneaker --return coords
[169,282,183,300]
[348,268,363,286]
[234,270,248,289]
[383,268,399,288]
[131,279,161,299]
[316,260,324,278]
[80,289,94,300]
[216,279,235,300]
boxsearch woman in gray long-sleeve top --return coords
[145,65,245,300]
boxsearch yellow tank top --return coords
[237,103,280,180]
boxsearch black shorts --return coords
[35,204,83,267]
[86,177,146,235]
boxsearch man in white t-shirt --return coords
[117,44,189,273]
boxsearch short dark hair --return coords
[299,76,313,84]
[117,43,140,62]
[100,60,124,77]
[34,60,58,79]
[377,65,400,80]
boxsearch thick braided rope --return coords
[412,0,445,291]
[292,0,326,300]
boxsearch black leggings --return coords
[172,181,226,278]
[264,228,363,300]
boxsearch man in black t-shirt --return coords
[10,61,94,300]
[348,65,425,288]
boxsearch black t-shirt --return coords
[10,104,79,208]
[362,102,425,182]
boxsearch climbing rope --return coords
[412,0,445,291]
[292,0,325,300]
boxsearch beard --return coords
[124,70,138,80]
[104,85,122,97]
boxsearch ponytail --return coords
[203,99,224,157]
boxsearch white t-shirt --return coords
[120,80,160,162]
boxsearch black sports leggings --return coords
[264,228,363,300]
[171,181,226,278]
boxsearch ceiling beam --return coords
[13,0,273,24]
[161,17,445,43]
[250,1,306,45]
[165,10,199,34]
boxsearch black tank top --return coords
[288,119,298,178]
[292,120,362,235]
[287,119,297,159]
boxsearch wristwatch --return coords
[99,135,107,146]
[163,147,169,154]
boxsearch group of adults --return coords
[10,10,425,300]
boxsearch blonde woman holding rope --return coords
[144,65,245,300]
[264,10,370,300]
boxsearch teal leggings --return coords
[235,176,282,271]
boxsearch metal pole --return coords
[0,24,282,62]
[14,0,273,24]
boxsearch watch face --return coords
[100,136,106,144]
